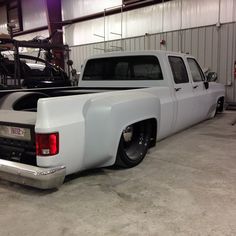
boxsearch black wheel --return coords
[213,97,224,117]
[115,120,152,168]
[216,98,224,113]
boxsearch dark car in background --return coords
[0,34,72,90]
[0,53,71,89]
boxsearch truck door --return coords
[168,56,198,132]
[186,58,212,121]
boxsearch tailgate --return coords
[0,110,36,165]
[0,110,66,189]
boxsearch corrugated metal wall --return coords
[62,0,122,20]
[64,0,236,46]
[21,0,47,31]
[69,22,236,103]
[0,6,7,34]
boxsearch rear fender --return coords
[83,91,160,169]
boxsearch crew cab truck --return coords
[0,51,225,189]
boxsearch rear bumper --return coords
[0,159,66,189]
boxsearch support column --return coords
[45,0,64,68]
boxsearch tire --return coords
[115,120,152,168]
[213,97,224,117]
[216,98,224,113]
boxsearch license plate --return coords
[0,125,31,141]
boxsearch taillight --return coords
[36,133,59,156]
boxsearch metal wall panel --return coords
[62,0,122,21]
[0,6,7,34]
[64,0,236,47]
[166,32,173,51]
[198,28,206,66]
[21,0,47,30]
[184,29,192,54]
[149,35,156,50]
[69,22,236,103]
[220,0,235,23]
[163,0,181,32]
[172,31,179,52]
[219,25,228,87]
[181,0,219,29]
[212,26,219,74]
[191,29,199,60]
[234,23,236,102]
[155,34,161,50]
[226,24,235,100]
[64,17,106,46]
[205,27,213,69]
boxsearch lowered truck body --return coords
[0,51,225,189]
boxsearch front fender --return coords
[83,91,160,169]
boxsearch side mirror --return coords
[207,72,217,82]
[204,81,209,90]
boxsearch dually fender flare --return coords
[83,92,161,168]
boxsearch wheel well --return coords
[119,118,157,148]
[115,117,157,168]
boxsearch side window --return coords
[187,58,205,82]
[168,56,189,84]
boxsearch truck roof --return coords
[86,50,190,60]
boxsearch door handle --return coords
[193,85,199,89]
[175,87,182,92]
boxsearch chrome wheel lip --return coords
[122,125,148,161]
[122,125,133,143]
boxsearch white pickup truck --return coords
[0,51,225,189]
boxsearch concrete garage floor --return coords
[0,111,236,236]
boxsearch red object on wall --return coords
[160,39,166,45]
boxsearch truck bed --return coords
[0,87,139,111]
[0,87,140,166]
[0,110,36,124]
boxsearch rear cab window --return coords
[82,56,163,81]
